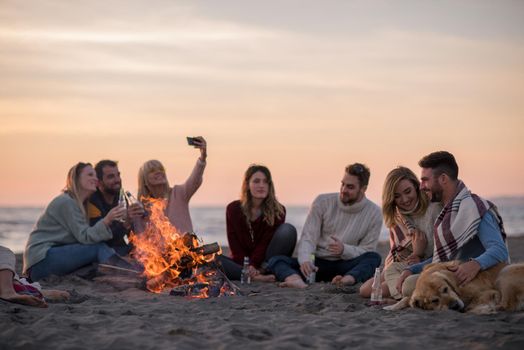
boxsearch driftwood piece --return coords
[98,264,141,275]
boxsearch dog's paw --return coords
[468,303,498,315]
[383,297,410,311]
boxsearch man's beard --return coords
[103,186,121,196]
[340,193,359,205]
[430,187,443,203]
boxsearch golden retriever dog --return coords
[384,261,524,314]
[495,262,524,311]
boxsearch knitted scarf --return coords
[432,181,506,262]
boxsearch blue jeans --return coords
[218,223,297,280]
[29,243,116,281]
[268,252,381,283]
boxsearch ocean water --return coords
[1,198,523,254]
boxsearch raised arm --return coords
[179,136,207,201]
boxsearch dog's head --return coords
[409,261,465,312]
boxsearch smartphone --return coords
[186,137,199,146]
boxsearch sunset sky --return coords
[1,0,523,207]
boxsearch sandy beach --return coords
[1,237,523,350]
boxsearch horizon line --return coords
[1,194,524,209]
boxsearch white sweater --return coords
[297,193,383,264]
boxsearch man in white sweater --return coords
[267,163,383,288]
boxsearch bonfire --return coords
[128,198,238,298]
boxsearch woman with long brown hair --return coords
[219,164,297,281]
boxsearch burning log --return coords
[191,242,221,256]
[178,242,221,268]
[170,283,209,297]
[133,239,222,293]
[169,263,240,298]
[128,197,238,297]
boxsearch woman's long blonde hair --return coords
[382,166,429,228]
[240,164,285,226]
[63,162,92,220]
[137,160,170,200]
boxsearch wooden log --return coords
[177,242,221,268]
[98,263,141,275]
[191,242,220,256]
[95,239,222,293]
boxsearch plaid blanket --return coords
[432,181,506,262]
[385,207,417,267]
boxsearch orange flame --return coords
[129,197,214,294]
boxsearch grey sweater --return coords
[23,193,113,273]
[297,193,383,264]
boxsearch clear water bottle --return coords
[307,254,316,284]
[118,188,127,207]
[370,267,383,305]
[117,188,127,223]
[125,191,138,205]
[240,256,251,285]
[126,191,148,218]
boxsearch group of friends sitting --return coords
[0,137,509,308]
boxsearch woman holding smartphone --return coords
[137,136,207,234]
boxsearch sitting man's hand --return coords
[299,261,317,278]
[104,205,127,226]
[448,260,481,286]
[327,236,344,256]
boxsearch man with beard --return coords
[88,160,143,256]
[267,163,382,288]
[396,151,508,295]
